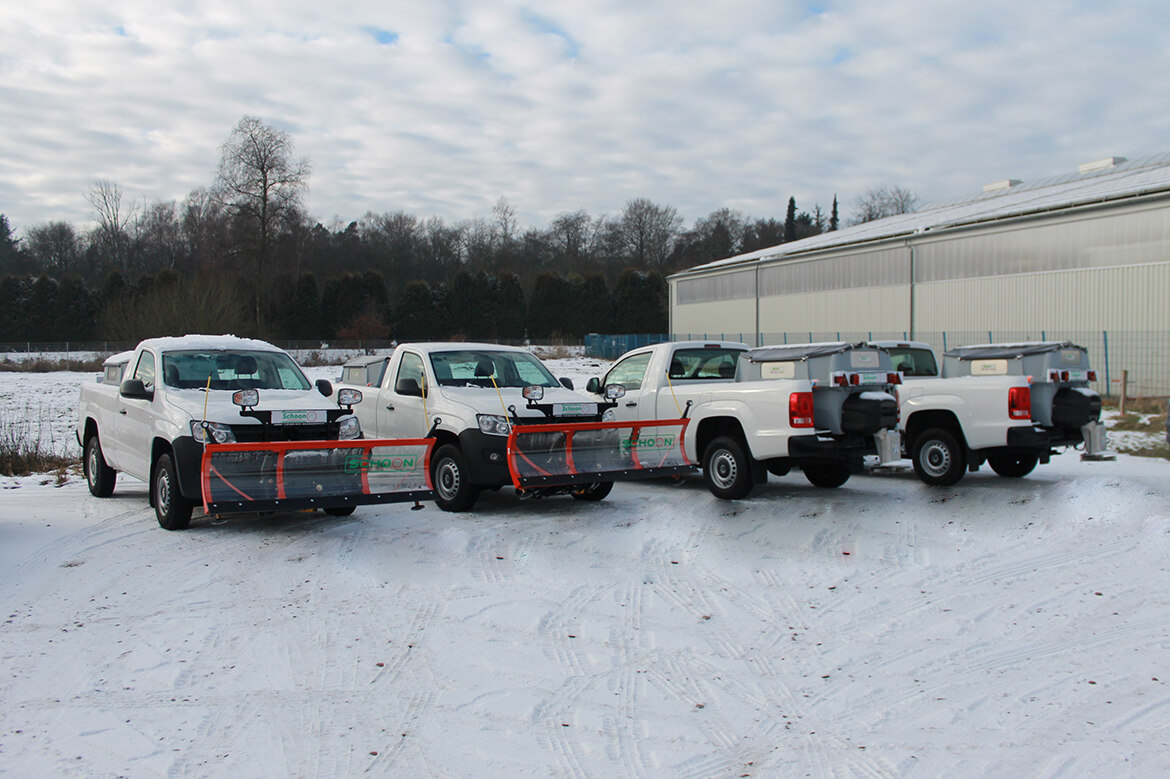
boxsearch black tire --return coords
[802,462,851,488]
[431,444,479,512]
[702,436,754,500]
[324,506,357,516]
[154,453,193,530]
[83,434,116,497]
[911,428,966,486]
[572,481,613,502]
[987,452,1039,478]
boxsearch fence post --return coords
[942,331,947,351]
[1120,370,1129,415]
[1102,330,1110,397]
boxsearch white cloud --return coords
[2,0,1168,237]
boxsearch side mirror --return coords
[605,383,626,400]
[559,377,574,390]
[119,379,153,401]
[316,378,333,397]
[585,377,601,394]
[337,388,363,407]
[395,378,423,397]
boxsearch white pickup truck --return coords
[584,341,902,499]
[338,342,637,512]
[78,335,373,530]
[872,340,1110,485]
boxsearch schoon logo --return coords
[345,455,419,474]
[621,434,676,453]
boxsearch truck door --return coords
[115,350,157,481]
[379,350,430,438]
[603,351,653,423]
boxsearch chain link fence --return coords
[587,331,1170,398]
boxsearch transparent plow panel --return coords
[201,438,433,513]
[506,419,693,488]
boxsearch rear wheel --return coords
[987,452,1039,478]
[572,481,613,502]
[702,436,754,500]
[154,453,193,530]
[911,428,966,486]
[802,462,851,488]
[431,444,479,512]
[83,434,116,497]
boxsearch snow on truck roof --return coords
[134,334,288,354]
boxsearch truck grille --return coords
[231,423,341,442]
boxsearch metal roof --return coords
[673,152,1170,278]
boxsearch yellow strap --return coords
[664,369,683,417]
[490,374,509,418]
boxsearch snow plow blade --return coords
[506,419,694,489]
[200,438,434,514]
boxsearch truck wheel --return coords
[987,452,1039,478]
[83,434,116,497]
[154,453,193,530]
[431,444,479,512]
[802,462,851,488]
[703,436,754,500]
[572,481,613,502]
[911,428,966,486]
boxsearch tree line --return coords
[0,116,916,344]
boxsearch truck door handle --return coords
[625,401,637,407]
[385,404,395,411]
[119,409,127,415]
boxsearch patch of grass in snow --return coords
[0,355,106,373]
[0,408,77,476]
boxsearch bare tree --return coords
[618,198,683,270]
[86,180,138,274]
[26,221,83,277]
[214,116,310,329]
[852,185,919,225]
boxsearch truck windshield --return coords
[884,347,938,377]
[430,350,560,388]
[161,350,312,391]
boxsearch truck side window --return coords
[606,352,652,392]
[133,351,156,389]
[396,352,426,394]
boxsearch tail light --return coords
[789,392,814,428]
[849,373,861,385]
[1008,386,1031,420]
[887,372,902,385]
[1087,370,1097,382]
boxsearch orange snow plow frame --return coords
[200,438,434,515]
[505,418,694,489]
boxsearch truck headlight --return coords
[338,415,361,440]
[191,420,236,444]
[602,408,616,423]
[477,414,512,436]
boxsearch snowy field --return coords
[2,359,1169,776]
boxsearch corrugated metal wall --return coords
[669,199,1170,393]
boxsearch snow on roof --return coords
[673,151,1170,278]
[102,350,136,365]
[136,334,286,353]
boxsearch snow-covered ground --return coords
[2,359,1168,776]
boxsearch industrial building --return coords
[667,153,1170,396]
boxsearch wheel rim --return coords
[436,458,461,501]
[709,449,738,490]
[920,440,952,478]
[156,469,172,514]
[86,443,98,486]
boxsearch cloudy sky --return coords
[2,0,1167,235]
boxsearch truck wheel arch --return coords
[695,416,748,461]
[904,410,967,452]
